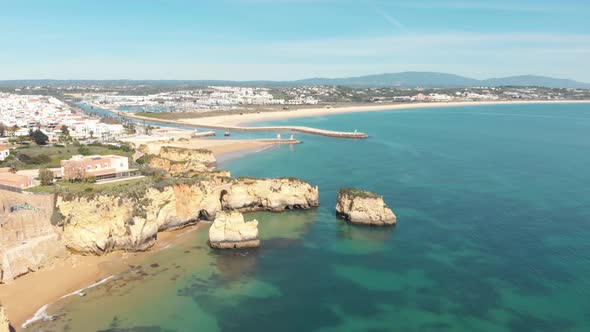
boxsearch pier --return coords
[117,111,369,139]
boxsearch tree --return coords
[38,168,55,186]
[89,130,94,139]
[59,125,72,143]
[10,125,18,137]
[0,124,6,137]
[32,129,49,145]
[7,159,22,173]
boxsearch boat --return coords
[224,131,231,137]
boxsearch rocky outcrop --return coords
[222,177,319,212]
[0,306,10,332]
[54,176,318,255]
[56,180,224,255]
[336,188,396,226]
[0,190,67,283]
[209,211,260,249]
[146,146,217,176]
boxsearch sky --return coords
[1,0,589,81]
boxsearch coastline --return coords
[0,224,204,329]
[179,100,590,127]
[3,99,589,329]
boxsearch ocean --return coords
[27,103,590,331]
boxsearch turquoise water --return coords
[28,103,590,331]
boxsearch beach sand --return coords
[179,100,590,127]
[120,134,275,159]
[0,224,204,329]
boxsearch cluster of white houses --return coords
[0,93,125,140]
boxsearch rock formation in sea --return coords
[335,188,396,226]
[209,211,260,249]
[0,143,319,280]
[55,177,318,255]
[222,177,319,212]
[0,305,11,332]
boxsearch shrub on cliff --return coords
[338,188,380,199]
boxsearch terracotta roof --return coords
[0,144,10,151]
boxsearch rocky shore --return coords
[55,176,318,255]
[0,144,319,327]
[336,188,396,226]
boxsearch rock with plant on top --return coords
[335,188,396,226]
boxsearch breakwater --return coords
[117,111,369,139]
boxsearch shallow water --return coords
[28,103,590,331]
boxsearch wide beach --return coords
[178,100,590,127]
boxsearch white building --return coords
[0,144,10,161]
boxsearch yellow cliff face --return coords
[208,211,260,249]
[222,177,320,212]
[56,182,224,255]
[147,146,217,176]
[55,177,319,255]
[0,191,67,283]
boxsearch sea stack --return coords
[336,188,397,226]
[209,211,260,249]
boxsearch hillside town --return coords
[0,93,125,140]
[77,86,320,114]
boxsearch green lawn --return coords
[25,177,150,195]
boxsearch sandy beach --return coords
[0,224,204,329]
[178,100,590,127]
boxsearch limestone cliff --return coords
[56,180,224,255]
[209,211,260,249]
[336,188,396,226]
[222,177,319,212]
[50,176,318,255]
[0,306,10,332]
[0,191,67,283]
[144,146,217,176]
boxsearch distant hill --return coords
[291,72,590,89]
[480,75,590,89]
[1,72,589,89]
[293,72,482,88]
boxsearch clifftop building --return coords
[60,155,131,181]
[0,145,9,161]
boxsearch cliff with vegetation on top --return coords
[336,188,396,226]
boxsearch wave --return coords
[22,304,52,329]
[59,275,116,299]
[21,275,116,329]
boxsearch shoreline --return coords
[3,99,589,329]
[0,224,204,329]
[181,100,590,127]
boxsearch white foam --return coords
[21,275,116,329]
[22,304,52,329]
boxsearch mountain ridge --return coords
[1,72,589,89]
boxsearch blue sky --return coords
[1,0,589,81]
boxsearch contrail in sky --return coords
[368,0,405,31]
